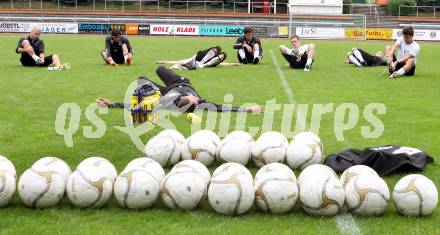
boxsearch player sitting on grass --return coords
[154,46,240,70]
[279,35,316,72]
[233,27,263,64]
[386,26,420,78]
[101,29,133,66]
[344,48,386,68]
[16,26,68,70]
[96,66,263,113]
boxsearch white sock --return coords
[203,57,221,67]
[200,49,216,64]
[32,55,40,62]
[238,49,246,59]
[348,54,362,67]
[306,58,313,67]
[253,48,260,59]
[396,67,406,76]
[124,54,128,61]
[352,49,365,63]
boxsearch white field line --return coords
[335,213,362,235]
[269,49,296,104]
[269,49,362,235]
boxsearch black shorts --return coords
[111,50,125,64]
[389,55,415,76]
[282,53,308,69]
[20,55,53,67]
[237,48,263,63]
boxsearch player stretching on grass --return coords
[101,29,133,66]
[279,35,316,72]
[344,48,386,68]
[155,46,240,70]
[96,66,263,113]
[16,26,68,70]
[234,27,263,64]
[386,26,420,78]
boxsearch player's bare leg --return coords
[122,44,132,66]
[51,54,61,67]
[385,45,395,71]
[278,45,290,54]
[22,40,41,63]
[304,43,316,72]
[101,50,117,66]
[252,44,261,64]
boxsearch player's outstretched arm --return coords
[245,105,264,113]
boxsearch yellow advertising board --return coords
[278,26,289,36]
[345,28,393,40]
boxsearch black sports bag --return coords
[324,145,434,176]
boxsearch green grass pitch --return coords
[0,34,439,234]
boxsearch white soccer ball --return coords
[255,171,298,213]
[217,138,252,166]
[66,168,113,208]
[192,130,221,145]
[0,168,16,207]
[393,174,438,216]
[156,129,186,145]
[254,163,295,183]
[345,174,390,215]
[114,168,161,209]
[32,156,71,183]
[223,131,254,144]
[171,160,211,186]
[208,166,255,215]
[340,165,378,189]
[18,168,66,208]
[0,155,16,179]
[77,157,117,183]
[286,139,322,170]
[299,174,345,216]
[181,136,217,166]
[252,131,288,168]
[145,135,181,167]
[124,157,165,183]
[161,171,207,210]
[212,162,253,181]
[297,164,338,187]
[293,132,323,149]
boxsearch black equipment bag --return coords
[324,145,434,176]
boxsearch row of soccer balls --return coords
[145,129,322,169]
[0,155,437,216]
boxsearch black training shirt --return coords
[16,36,44,56]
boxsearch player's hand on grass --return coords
[246,105,264,113]
[96,97,113,107]
[110,61,118,67]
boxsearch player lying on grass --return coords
[96,66,263,113]
[16,26,68,70]
[101,29,133,66]
[279,35,316,72]
[233,27,263,64]
[344,48,386,67]
[386,26,420,78]
[154,46,240,70]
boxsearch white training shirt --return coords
[287,44,309,56]
[396,37,420,64]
